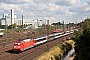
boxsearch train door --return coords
[29,39,34,48]
[21,42,24,51]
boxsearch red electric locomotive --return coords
[13,38,35,52]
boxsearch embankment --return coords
[34,40,75,60]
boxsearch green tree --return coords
[73,18,90,60]
[13,23,17,29]
[7,23,17,29]
[80,18,90,29]
[74,28,90,60]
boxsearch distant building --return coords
[0,9,14,25]
[15,18,42,28]
[0,9,43,28]
[0,18,11,25]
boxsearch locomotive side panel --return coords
[22,39,34,51]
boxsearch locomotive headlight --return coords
[14,46,16,48]
[18,46,20,48]
[18,43,20,45]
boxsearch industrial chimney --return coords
[11,9,14,25]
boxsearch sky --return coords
[0,0,90,24]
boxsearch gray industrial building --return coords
[0,9,43,28]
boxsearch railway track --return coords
[0,34,73,60]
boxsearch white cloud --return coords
[55,0,76,6]
[0,0,31,4]
[85,0,90,5]
[0,0,90,24]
